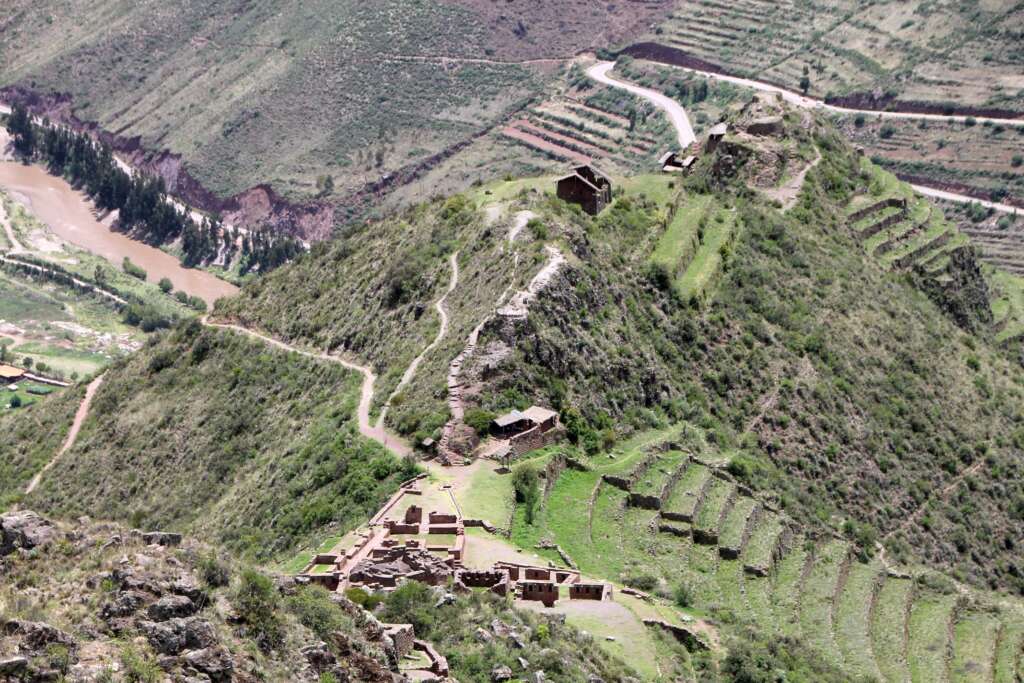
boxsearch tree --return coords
[799,74,811,94]
[9,394,21,409]
[22,357,33,369]
[231,570,283,651]
[158,277,173,294]
[512,462,540,525]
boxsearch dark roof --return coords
[493,410,527,428]
[556,172,601,193]
[573,163,611,183]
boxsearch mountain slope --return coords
[2,320,413,560]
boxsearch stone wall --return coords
[569,583,608,600]
[849,197,906,224]
[521,581,557,607]
[859,208,908,239]
[510,424,565,457]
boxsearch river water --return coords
[0,161,237,305]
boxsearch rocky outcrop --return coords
[0,510,56,556]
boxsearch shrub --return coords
[964,116,977,127]
[286,585,353,641]
[512,462,540,524]
[464,408,496,435]
[345,586,383,610]
[1012,155,1023,168]
[674,583,693,608]
[122,257,147,280]
[9,394,21,409]
[623,574,658,591]
[198,551,230,588]
[231,570,283,651]
[158,277,173,293]
[879,124,896,139]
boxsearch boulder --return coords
[142,531,182,547]
[301,641,337,671]
[183,647,234,682]
[182,618,217,650]
[0,511,56,556]
[0,656,28,677]
[475,627,493,643]
[139,620,186,655]
[491,665,513,681]
[3,619,76,652]
[100,590,148,620]
[148,595,196,621]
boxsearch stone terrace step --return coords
[717,497,759,559]
[741,511,786,576]
[834,558,886,682]
[951,610,999,683]
[907,591,957,683]
[799,540,849,670]
[692,477,734,545]
[772,541,810,640]
[872,576,914,683]
[663,461,712,523]
[993,617,1024,683]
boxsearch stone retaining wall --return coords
[894,229,952,269]
[860,209,908,240]
[849,197,906,224]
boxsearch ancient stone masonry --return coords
[849,197,907,224]
[859,207,910,240]
[874,211,931,256]
[894,230,954,270]
[720,504,763,561]
[520,581,559,608]
[349,545,454,589]
[569,583,611,601]
[602,451,658,491]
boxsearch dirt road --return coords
[202,318,412,457]
[587,62,696,149]
[25,374,104,496]
[377,251,459,429]
[589,60,1020,214]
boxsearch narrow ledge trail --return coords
[201,317,412,457]
[377,251,459,430]
[24,374,105,496]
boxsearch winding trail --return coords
[201,317,412,457]
[438,210,536,462]
[0,199,25,253]
[376,251,459,429]
[588,60,1020,214]
[587,62,696,149]
[24,374,104,496]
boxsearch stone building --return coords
[556,164,613,215]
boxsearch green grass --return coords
[950,611,999,683]
[798,540,848,669]
[872,577,914,683]
[907,591,956,683]
[993,617,1024,683]
[772,542,808,640]
[717,497,758,553]
[743,574,776,629]
[459,462,516,527]
[693,477,733,536]
[834,558,884,681]
[2,382,59,410]
[714,558,748,618]
[650,194,713,279]
[617,174,677,208]
[741,512,784,572]
[677,205,737,301]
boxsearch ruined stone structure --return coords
[455,569,510,596]
[382,624,415,659]
[349,545,453,589]
[569,583,610,601]
[706,122,728,152]
[520,580,558,607]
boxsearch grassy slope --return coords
[16,320,410,560]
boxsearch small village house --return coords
[555,164,612,216]
[0,364,26,384]
[491,405,559,438]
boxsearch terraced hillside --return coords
[648,0,1024,111]
[514,433,1024,683]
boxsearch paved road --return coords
[587,62,696,149]
[910,184,1020,214]
[25,374,105,495]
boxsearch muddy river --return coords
[0,161,238,306]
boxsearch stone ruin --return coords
[349,544,454,590]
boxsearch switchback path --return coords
[376,251,459,429]
[201,317,412,457]
[588,61,1021,214]
[24,374,104,496]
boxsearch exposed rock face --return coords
[0,511,56,555]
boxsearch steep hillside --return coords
[2,320,413,560]
[220,97,1024,595]
[0,0,672,237]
